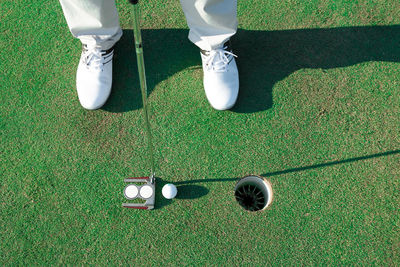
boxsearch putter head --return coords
[122,176,155,210]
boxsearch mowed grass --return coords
[1,0,399,265]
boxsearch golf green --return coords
[1,0,399,265]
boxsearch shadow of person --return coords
[103,25,399,114]
[103,29,199,113]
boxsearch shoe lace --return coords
[82,47,107,71]
[205,46,237,72]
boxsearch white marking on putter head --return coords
[124,184,139,199]
[140,185,154,199]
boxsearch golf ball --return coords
[124,184,139,199]
[162,184,177,199]
[140,185,154,199]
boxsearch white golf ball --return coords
[124,184,139,199]
[140,185,154,199]
[162,184,177,199]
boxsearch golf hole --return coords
[234,175,273,212]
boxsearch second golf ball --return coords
[162,184,177,199]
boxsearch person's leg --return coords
[180,0,237,51]
[59,0,122,109]
[59,0,122,50]
[180,0,239,110]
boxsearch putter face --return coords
[122,177,155,210]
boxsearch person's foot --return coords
[200,41,239,110]
[76,45,114,110]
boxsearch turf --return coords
[1,0,399,265]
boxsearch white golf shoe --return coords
[200,41,239,110]
[76,45,114,110]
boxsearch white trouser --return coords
[59,0,237,51]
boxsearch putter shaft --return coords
[132,2,155,180]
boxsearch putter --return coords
[123,0,156,210]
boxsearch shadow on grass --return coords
[154,149,398,208]
[154,178,209,209]
[103,25,400,114]
[175,149,400,185]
